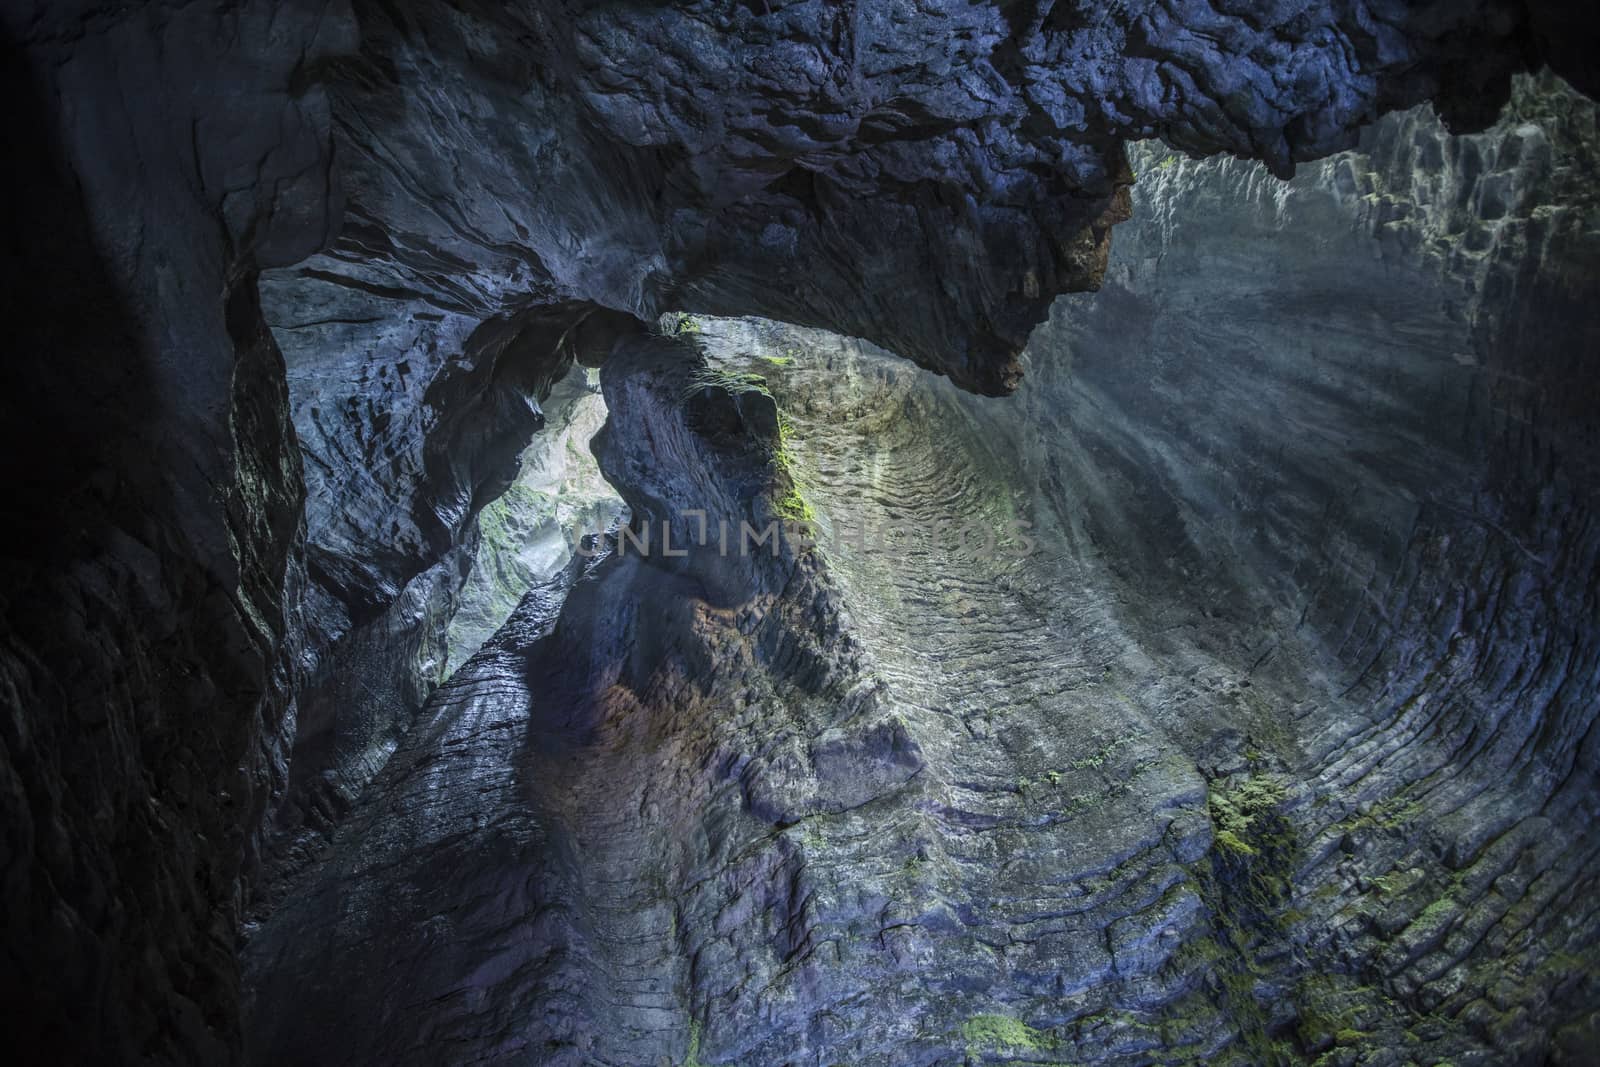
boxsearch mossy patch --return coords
[1208,774,1291,886]
[662,311,704,336]
[1335,794,1423,837]
[682,367,772,400]
[681,1019,709,1067]
[1167,772,1302,1064]
[1066,733,1140,772]
[961,1013,1057,1054]
[1411,894,1459,936]
[1292,974,1393,1055]
[772,410,816,524]
[472,484,560,586]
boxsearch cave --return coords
[4,3,1600,1065]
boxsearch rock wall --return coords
[244,334,921,1064]
[252,298,601,911]
[246,1,1600,912]
[5,2,1600,1063]
[242,76,1599,1065]
[989,72,1600,1062]
[0,3,349,1061]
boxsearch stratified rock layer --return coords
[6,2,1600,1064]
[1015,73,1600,1064]
[244,76,1600,1065]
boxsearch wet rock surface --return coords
[244,78,1600,1064]
[5,2,1600,1064]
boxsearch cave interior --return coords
[3,2,1600,1065]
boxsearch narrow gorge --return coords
[3,3,1598,1065]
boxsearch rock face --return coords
[5,2,1600,1066]
[255,295,609,909]
[242,0,1600,962]
[244,334,903,1064]
[248,0,1600,908]
[242,77,1600,1065]
[1021,74,1600,1063]
[268,0,1600,396]
[1,4,346,1061]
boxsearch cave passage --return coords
[443,365,627,675]
[5,4,1600,1066]
[242,97,1600,1055]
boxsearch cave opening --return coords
[442,363,628,676]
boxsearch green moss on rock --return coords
[962,1013,1057,1054]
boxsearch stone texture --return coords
[252,297,609,915]
[267,0,1600,397]
[0,3,350,1061]
[252,0,1600,906]
[246,0,1600,911]
[243,75,1600,1065]
[244,334,907,1065]
[1014,73,1600,1065]
[5,2,1600,1064]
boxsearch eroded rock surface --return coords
[245,334,922,1064]
[269,0,1600,394]
[1012,73,1600,1064]
[247,2,1600,901]
[243,76,1600,1065]
[444,366,626,674]
[6,2,1600,1064]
